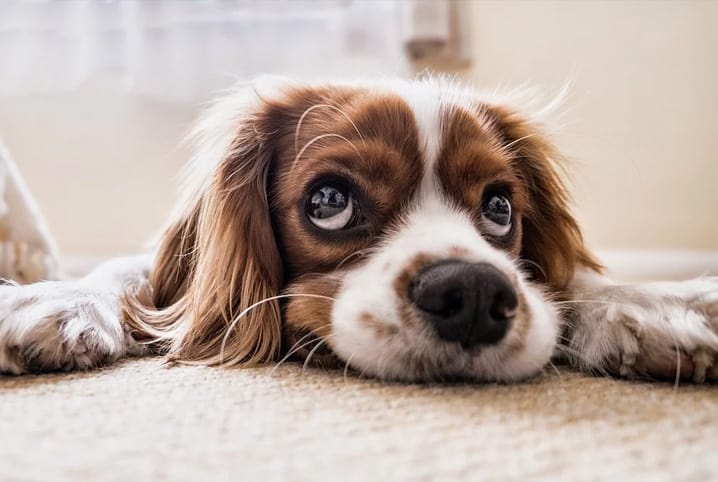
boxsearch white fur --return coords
[327,79,563,381]
[565,270,718,382]
[331,188,559,382]
[0,256,151,374]
[387,79,444,189]
[0,76,716,383]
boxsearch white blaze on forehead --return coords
[387,80,445,192]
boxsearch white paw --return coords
[0,281,146,374]
[566,277,718,383]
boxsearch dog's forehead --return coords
[273,79,516,215]
[282,79,494,182]
[353,79,481,162]
[377,81,511,201]
[384,81,446,170]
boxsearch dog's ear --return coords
[124,86,285,366]
[484,105,602,291]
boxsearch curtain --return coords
[0,0,461,103]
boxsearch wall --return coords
[456,0,718,250]
[0,82,193,255]
[0,1,716,256]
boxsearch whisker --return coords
[292,133,366,172]
[269,331,318,375]
[501,132,544,152]
[302,338,329,372]
[547,360,563,381]
[674,344,682,391]
[335,248,373,271]
[499,121,568,154]
[555,344,612,378]
[271,326,338,375]
[554,333,576,346]
[294,104,365,155]
[219,293,335,364]
[343,353,356,382]
[554,299,638,308]
[516,258,548,282]
[663,322,683,390]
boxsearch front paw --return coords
[567,277,718,383]
[0,282,144,374]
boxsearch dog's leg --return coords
[0,255,153,374]
[561,270,718,382]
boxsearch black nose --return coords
[408,261,518,349]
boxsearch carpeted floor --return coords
[1,359,716,481]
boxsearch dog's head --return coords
[128,77,600,382]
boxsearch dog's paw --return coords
[0,281,146,374]
[566,277,718,383]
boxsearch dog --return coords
[0,76,716,383]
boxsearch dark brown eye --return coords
[307,184,355,230]
[481,194,512,237]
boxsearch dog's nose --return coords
[408,261,517,348]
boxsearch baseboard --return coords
[597,250,718,281]
[60,250,718,281]
[60,255,114,278]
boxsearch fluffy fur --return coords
[1,76,716,383]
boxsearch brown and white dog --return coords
[1,77,717,382]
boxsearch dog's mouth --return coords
[281,316,516,382]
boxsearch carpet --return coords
[1,359,716,481]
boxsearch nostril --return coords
[409,279,465,318]
[442,289,464,317]
[489,290,518,322]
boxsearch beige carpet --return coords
[1,360,717,481]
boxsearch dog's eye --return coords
[307,184,356,230]
[481,194,512,237]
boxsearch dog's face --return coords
[139,78,599,382]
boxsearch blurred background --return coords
[0,0,716,276]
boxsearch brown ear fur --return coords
[123,107,283,366]
[485,105,602,290]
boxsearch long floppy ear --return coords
[124,87,284,366]
[485,105,602,291]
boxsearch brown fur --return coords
[393,253,441,305]
[481,105,602,290]
[281,273,343,367]
[121,82,600,370]
[271,92,423,277]
[123,87,426,366]
[436,106,527,257]
[124,103,285,366]
[435,103,600,290]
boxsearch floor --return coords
[1,359,716,481]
